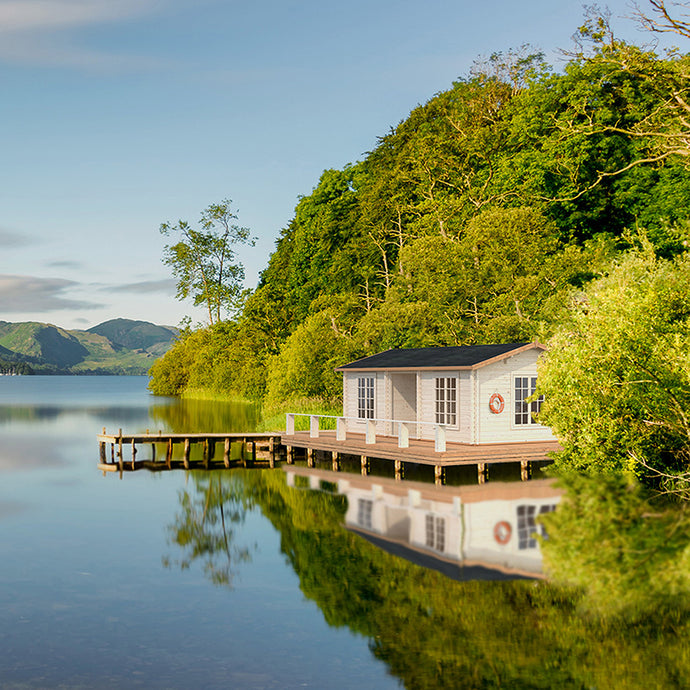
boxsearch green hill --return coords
[0,319,178,375]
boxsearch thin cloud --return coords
[0,274,104,312]
[0,0,166,67]
[0,228,32,248]
[46,260,84,270]
[108,278,176,294]
[0,0,158,32]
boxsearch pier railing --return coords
[285,413,451,453]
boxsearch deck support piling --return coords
[361,455,369,476]
[331,451,340,472]
[307,447,315,468]
[286,446,294,464]
[167,438,173,469]
[269,437,275,468]
[224,438,231,468]
[395,459,403,481]
[118,429,123,473]
[203,439,209,469]
[521,460,531,481]
[131,439,136,469]
[151,442,156,462]
[183,438,190,469]
[478,462,488,484]
[434,465,445,486]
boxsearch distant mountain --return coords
[0,318,179,375]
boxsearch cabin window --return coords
[517,504,556,549]
[514,376,544,425]
[358,498,373,529]
[357,377,375,419]
[435,377,457,426]
[425,514,445,552]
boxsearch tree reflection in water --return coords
[163,468,690,688]
[163,472,255,587]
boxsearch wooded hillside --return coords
[150,15,690,407]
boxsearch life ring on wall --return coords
[493,521,512,545]
[489,393,505,414]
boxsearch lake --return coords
[0,376,684,689]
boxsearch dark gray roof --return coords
[336,343,536,370]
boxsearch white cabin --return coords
[336,342,555,445]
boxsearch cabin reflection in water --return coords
[285,466,562,580]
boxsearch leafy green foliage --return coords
[537,248,690,488]
[161,199,255,324]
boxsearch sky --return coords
[0,0,674,330]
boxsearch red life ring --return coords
[489,393,505,414]
[494,521,512,545]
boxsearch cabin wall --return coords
[475,349,555,443]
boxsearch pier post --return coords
[209,440,216,462]
[331,451,340,472]
[251,440,256,465]
[395,459,403,481]
[307,447,315,468]
[360,455,369,476]
[286,446,294,464]
[131,439,136,470]
[269,437,275,468]
[203,439,209,469]
[224,438,231,468]
[521,460,531,481]
[434,465,445,486]
[477,462,488,484]
[167,438,173,469]
[118,429,123,473]
[183,438,190,469]
[151,442,156,462]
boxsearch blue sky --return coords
[0,0,669,330]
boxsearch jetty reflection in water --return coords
[286,466,561,580]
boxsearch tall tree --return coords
[160,199,255,324]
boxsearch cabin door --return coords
[391,374,417,438]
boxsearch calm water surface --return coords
[0,376,683,689]
[0,377,394,689]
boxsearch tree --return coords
[160,199,255,324]
[537,245,690,493]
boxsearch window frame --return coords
[357,376,375,420]
[513,375,544,427]
[434,376,457,427]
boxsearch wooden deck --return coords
[282,430,559,466]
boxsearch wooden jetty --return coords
[281,430,559,484]
[96,428,557,485]
[97,428,281,474]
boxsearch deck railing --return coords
[285,413,451,453]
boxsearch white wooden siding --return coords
[475,350,554,443]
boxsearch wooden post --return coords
[307,447,315,468]
[478,462,487,484]
[395,459,403,481]
[224,438,231,468]
[167,438,173,469]
[269,436,275,468]
[435,465,445,486]
[331,451,340,472]
[521,460,531,481]
[131,439,136,470]
[118,429,123,473]
[251,439,256,465]
[203,439,209,469]
[151,442,156,462]
[183,438,190,469]
[360,455,369,476]
[209,440,216,462]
